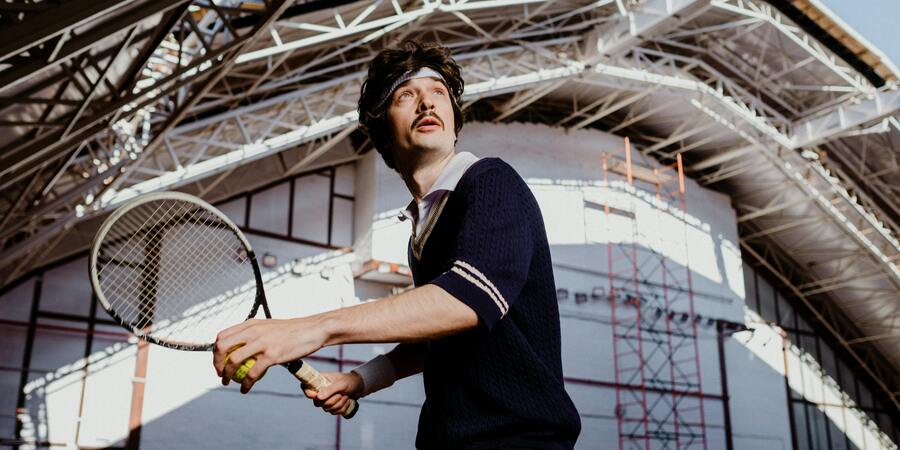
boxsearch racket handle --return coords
[287,359,359,419]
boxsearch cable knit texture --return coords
[411,158,581,449]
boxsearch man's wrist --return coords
[351,354,397,396]
[317,311,345,348]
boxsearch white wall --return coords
[0,122,896,450]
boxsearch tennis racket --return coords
[88,191,358,418]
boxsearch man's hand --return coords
[212,317,329,394]
[303,371,364,416]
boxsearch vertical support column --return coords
[74,293,99,446]
[126,227,161,450]
[678,154,708,450]
[602,151,626,450]
[782,329,799,450]
[716,321,734,450]
[14,275,42,450]
[125,339,149,450]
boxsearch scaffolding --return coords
[603,138,707,450]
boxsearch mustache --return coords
[412,112,444,130]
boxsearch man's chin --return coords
[411,135,454,152]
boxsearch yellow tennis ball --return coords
[232,357,256,382]
[225,348,256,382]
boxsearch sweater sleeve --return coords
[429,163,534,331]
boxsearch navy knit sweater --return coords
[409,158,581,449]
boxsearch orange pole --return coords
[602,152,610,214]
[624,137,633,186]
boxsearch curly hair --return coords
[357,41,465,169]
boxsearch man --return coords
[213,40,581,449]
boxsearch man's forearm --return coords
[351,342,425,396]
[317,284,479,347]
[386,342,426,379]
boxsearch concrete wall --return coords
[0,122,896,449]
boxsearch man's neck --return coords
[397,149,455,202]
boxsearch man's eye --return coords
[398,91,413,99]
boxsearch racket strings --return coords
[101,199,182,329]
[96,198,258,347]
[104,203,252,343]
[103,200,204,325]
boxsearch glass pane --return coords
[250,182,290,235]
[826,405,849,450]
[877,413,894,443]
[808,405,829,450]
[42,258,93,317]
[800,335,823,404]
[334,164,355,197]
[858,384,873,409]
[820,342,838,383]
[845,407,866,450]
[794,401,811,450]
[758,277,777,324]
[777,293,796,329]
[786,332,805,399]
[331,198,354,247]
[217,197,246,227]
[743,264,758,313]
[837,361,858,406]
[798,314,813,332]
[292,174,331,243]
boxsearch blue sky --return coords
[818,0,900,69]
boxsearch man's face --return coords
[386,76,456,164]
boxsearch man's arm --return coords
[385,342,427,379]
[301,342,426,416]
[213,284,477,392]
[322,284,479,346]
[351,341,428,396]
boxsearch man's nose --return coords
[417,94,435,112]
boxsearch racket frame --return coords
[89,191,357,418]
[89,191,259,351]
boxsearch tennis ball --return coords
[225,349,256,382]
[232,357,256,382]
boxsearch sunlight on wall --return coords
[16,249,360,449]
[20,341,134,447]
[785,336,897,450]
[737,307,897,450]
[370,210,411,266]
[528,178,744,302]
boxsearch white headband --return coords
[376,67,447,109]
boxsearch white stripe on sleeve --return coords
[453,260,509,315]
[450,266,508,317]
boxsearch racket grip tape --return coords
[288,359,359,419]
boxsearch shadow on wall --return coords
[726,306,897,450]
[4,139,895,448]
[492,174,743,333]
[5,249,896,448]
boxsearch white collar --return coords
[400,152,480,222]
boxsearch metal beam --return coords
[494,79,566,121]
[791,86,900,148]
[0,0,127,63]
[595,0,712,56]
[741,241,899,411]
[0,0,186,92]
[0,0,294,265]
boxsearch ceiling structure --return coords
[0,0,897,409]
